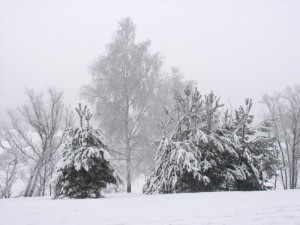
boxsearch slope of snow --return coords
[0,190,299,225]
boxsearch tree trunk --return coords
[28,164,43,197]
[24,164,38,197]
[124,92,132,193]
[40,164,47,196]
[291,130,297,189]
[125,128,132,193]
[26,160,43,197]
[37,176,43,197]
[295,161,298,188]
[126,156,132,193]
[276,140,288,189]
[291,157,297,189]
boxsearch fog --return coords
[1,0,300,121]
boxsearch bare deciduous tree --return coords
[262,84,300,189]
[0,144,20,198]
[1,88,73,197]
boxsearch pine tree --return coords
[143,89,279,194]
[51,104,120,199]
[143,88,241,193]
[231,99,279,190]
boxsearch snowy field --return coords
[0,190,300,225]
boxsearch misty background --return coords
[1,0,300,122]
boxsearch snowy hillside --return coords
[1,190,299,225]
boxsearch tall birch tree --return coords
[82,18,162,192]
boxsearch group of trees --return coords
[81,18,196,193]
[262,85,300,189]
[0,18,298,198]
[0,89,73,198]
[0,18,191,197]
[143,88,279,194]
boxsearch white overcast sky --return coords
[1,0,300,122]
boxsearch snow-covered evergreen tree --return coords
[144,88,239,193]
[143,88,279,194]
[230,99,279,190]
[143,134,206,194]
[52,104,119,199]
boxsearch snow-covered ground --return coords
[0,190,299,225]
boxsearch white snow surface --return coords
[1,190,300,225]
